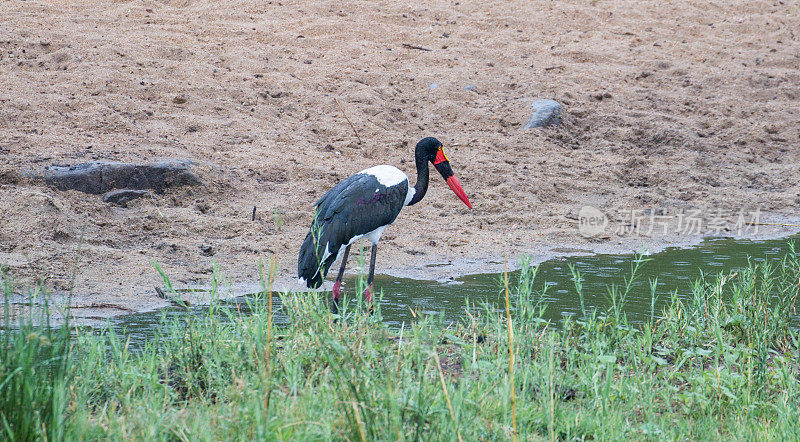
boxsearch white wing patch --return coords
[346,225,389,246]
[361,165,408,187]
[404,187,416,206]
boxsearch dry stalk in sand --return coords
[351,401,366,442]
[401,43,433,51]
[504,257,518,442]
[434,351,463,442]
[334,97,362,144]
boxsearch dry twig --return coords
[154,286,190,308]
[402,43,433,51]
[434,351,463,442]
[334,97,363,144]
[504,257,518,442]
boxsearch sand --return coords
[1,0,799,318]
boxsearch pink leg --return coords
[331,245,351,308]
[332,280,342,301]
[365,244,377,305]
[364,283,373,303]
[364,284,374,314]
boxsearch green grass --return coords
[2,245,800,440]
[1,268,71,441]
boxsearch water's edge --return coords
[113,235,800,348]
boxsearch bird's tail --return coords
[297,216,338,289]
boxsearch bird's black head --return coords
[414,136,472,208]
[415,137,443,163]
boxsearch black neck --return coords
[407,150,429,206]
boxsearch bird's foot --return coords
[364,284,375,314]
[331,280,343,315]
[332,280,342,301]
[364,284,373,304]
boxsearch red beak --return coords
[445,175,472,209]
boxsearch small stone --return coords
[591,92,612,101]
[195,201,211,214]
[464,84,477,92]
[524,99,563,129]
[172,96,187,104]
[0,169,22,185]
[102,189,149,207]
[429,83,439,90]
[199,244,214,257]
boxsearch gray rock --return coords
[102,189,150,207]
[199,244,214,257]
[524,99,563,129]
[42,160,201,194]
[464,84,478,92]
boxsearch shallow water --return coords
[115,236,799,347]
[371,236,799,327]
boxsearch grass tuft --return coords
[1,244,800,439]
[0,268,71,441]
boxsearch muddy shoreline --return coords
[2,0,798,322]
[6,222,799,324]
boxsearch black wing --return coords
[298,173,408,288]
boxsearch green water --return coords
[371,236,799,327]
[116,236,799,346]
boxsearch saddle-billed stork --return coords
[298,137,472,308]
